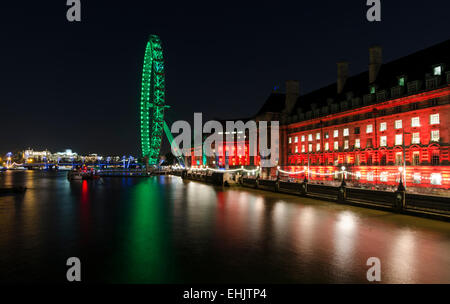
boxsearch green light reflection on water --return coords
[115,177,173,283]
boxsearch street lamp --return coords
[397,166,405,191]
[402,131,411,190]
[341,165,346,187]
[307,151,311,181]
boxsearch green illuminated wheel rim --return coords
[140,35,166,166]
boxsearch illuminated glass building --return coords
[278,40,450,190]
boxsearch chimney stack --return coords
[369,45,382,83]
[285,80,299,114]
[337,61,349,94]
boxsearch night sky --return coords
[1,1,449,156]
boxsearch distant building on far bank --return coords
[23,149,51,162]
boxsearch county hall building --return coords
[186,40,449,191]
[278,40,449,190]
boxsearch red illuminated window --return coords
[333,130,339,138]
[431,173,442,185]
[380,154,387,165]
[430,113,440,125]
[412,151,420,165]
[431,150,440,165]
[395,134,402,146]
[395,152,402,165]
[412,133,420,144]
[413,173,421,184]
[431,130,440,142]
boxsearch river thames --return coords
[0,170,449,283]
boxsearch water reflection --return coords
[333,212,358,280]
[0,171,449,283]
[80,180,90,243]
[388,230,417,283]
[293,207,317,260]
[119,179,172,283]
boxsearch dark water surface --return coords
[0,171,449,283]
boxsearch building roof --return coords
[251,39,449,120]
[292,39,449,115]
[254,92,286,116]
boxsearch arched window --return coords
[380,154,387,166]
[431,149,440,165]
[411,150,420,166]
[367,153,373,166]
[355,154,360,166]
[395,152,403,166]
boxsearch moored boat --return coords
[67,169,100,181]
[67,170,83,180]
